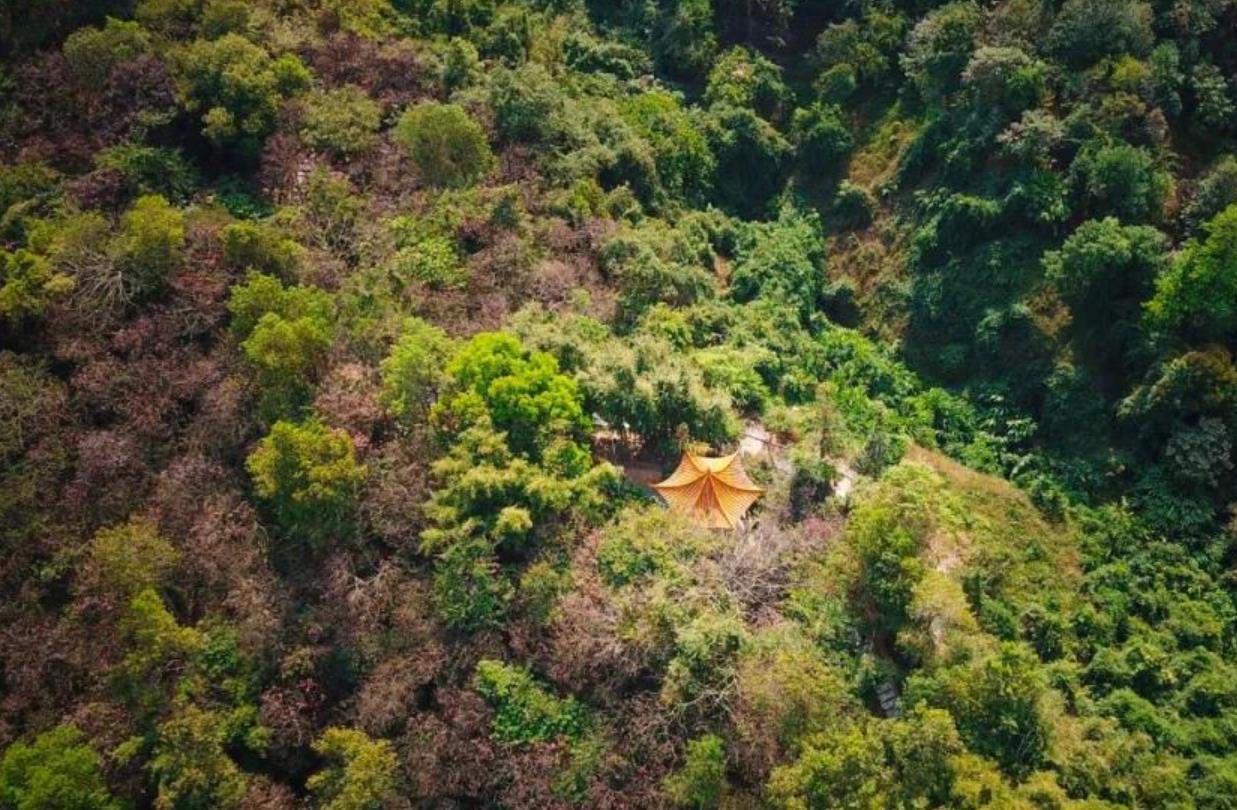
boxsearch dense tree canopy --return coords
[1,0,1235,807]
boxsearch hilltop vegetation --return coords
[1,0,1235,808]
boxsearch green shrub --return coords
[394,102,494,188]
[95,145,198,202]
[473,659,587,743]
[0,249,73,325]
[0,725,120,810]
[704,47,789,122]
[379,317,454,422]
[307,728,398,810]
[300,85,382,157]
[219,221,302,278]
[663,735,727,808]
[62,17,150,89]
[246,419,367,545]
[110,194,185,299]
[180,34,310,156]
[791,103,853,178]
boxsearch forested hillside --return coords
[2,0,1236,807]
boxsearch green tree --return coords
[62,17,150,89]
[394,102,493,189]
[0,725,120,810]
[767,723,892,809]
[653,0,716,76]
[1047,0,1154,66]
[1071,142,1171,223]
[90,516,180,597]
[116,589,205,713]
[1185,156,1237,230]
[488,63,564,143]
[307,728,398,810]
[1146,203,1237,344]
[1046,218,1168,314]
[0,249,72,325]
[621,91,716,207]
[791,103,853,179]
[420,420,617,630]
[149,704,247,810]
[179,34,310,156]
[228,273,334,418]
[95,145,198,203]
[110,194,185,300]
[705,105,793,218]
[663,735,727,808]
[378,317,453,423]
[228,271,332,339]
[1044,217,1168,378]
[814,10,907,94]
[473,659,587,743]
[704,47,790,122]
[300,85,382,157]
[901,2,981,102]
[242,311,333,418]
[434,332,590,460]
[730,206,828,325]
[246,419,367,545]
[907,642,1050,778]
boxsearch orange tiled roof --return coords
[652,452,763,529]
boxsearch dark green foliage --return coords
[729,206,828,325]
[1185,156,1237,231]
[651,0,716,76]
[95,145,198,203]
[704,105,793,218]
[791,103,853,179]
[1070,141,1171,223]
[814,9,907,96]
[1048,0,1154,67]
